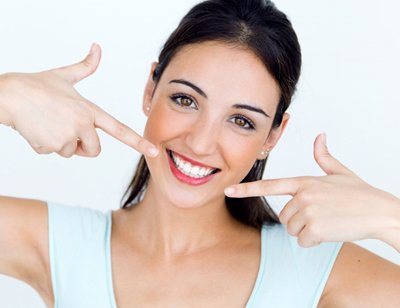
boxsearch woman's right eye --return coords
[170,94,197,109]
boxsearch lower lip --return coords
[167,151,218,186]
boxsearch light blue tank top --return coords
[47,201,343,308]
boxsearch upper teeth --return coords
[171,151,216,178]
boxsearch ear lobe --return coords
[257,113,290,160]
[142,62,159,116]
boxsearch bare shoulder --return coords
[319,242,400,308]
[0,196,53,305]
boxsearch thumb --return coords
[314,133,354,175]
[52,43,102,85]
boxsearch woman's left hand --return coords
[225,134,400,248]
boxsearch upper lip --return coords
[167,149,221,171]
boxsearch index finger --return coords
[224,177,303,198]
[92,104,159,157]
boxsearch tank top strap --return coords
[248,223,343,308]
[47,201,115,308]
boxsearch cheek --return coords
[144,97,266,182]
[220,132,264,181]
[143,100,191,145]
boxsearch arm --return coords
[0,196,53,306]
[225,133,400,305]
[0,44,159,305]
[319,242,400,307]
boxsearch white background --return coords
[0,0,399,306]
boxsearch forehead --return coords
[160,41,281,110]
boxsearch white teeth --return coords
[177,158,185,169]
[170,151,217,178]
[184,163,191,173]
[190,166,200,178]
[199,168,206,177]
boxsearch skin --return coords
[107,42,288,306]
[0,43,159,158]
[0,42,399,306]
[226,134,400,251]
[136,41,285,247]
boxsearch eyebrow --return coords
[169,78,270,118]
[169,79,208,98]
[232,104,270,118]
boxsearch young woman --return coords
[0,0,399,307]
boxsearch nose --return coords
[184,117,220,156]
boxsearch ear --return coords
[257,113,290,160]
[142,62,159,116]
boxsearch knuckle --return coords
[67,131,78,142]
[52,141,66,153]
[74,115,90,130]
[306,222,319,237]
[287,224,297,236]
[59,123,78,140]
[240,184,250,195]
[82,59,96,74]
[245,183,256,196]
[260,181,270,192]
[298,229,318,248]
[31,140,51,154]
[93,144,102,157]
[303,177,318,187]
[34,146,50,155]
[298,237,312,248]
[278,213,286,224]
[136,137,146,151]
[297,191,310,204]
[88,145,102,157]
[72,108,92,129]
[59,151,73,158]
[302,206,315,221]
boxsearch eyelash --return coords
[169,94,256,130]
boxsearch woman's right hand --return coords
[0,43,159,158]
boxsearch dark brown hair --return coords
[121,0,302,229]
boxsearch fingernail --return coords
[224,187,236,196]
[148,147,159,157]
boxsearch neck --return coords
[120,179,244,259]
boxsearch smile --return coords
[167,149,221,185]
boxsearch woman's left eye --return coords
[231,115,256,130]
[170,94,197,109]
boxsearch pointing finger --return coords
[91,103,159,157]
[224,177,302,198]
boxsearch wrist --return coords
[373,193,400,251]
[0,73,15,127]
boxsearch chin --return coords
[161,184,220,209]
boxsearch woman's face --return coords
[142,41,288,209]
